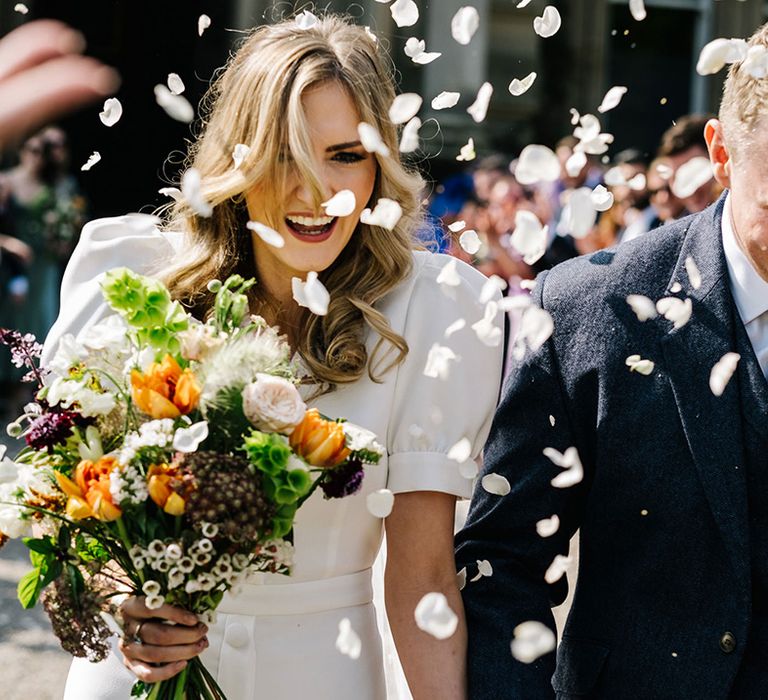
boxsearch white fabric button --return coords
[224,623,250,649]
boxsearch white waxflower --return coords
[177,557,195,574]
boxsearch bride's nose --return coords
[289,167,332,212]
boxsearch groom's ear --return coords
[705,118,732,190]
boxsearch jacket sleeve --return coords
[455,269,590,699]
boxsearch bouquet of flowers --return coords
[0,269,383,700]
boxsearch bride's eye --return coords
[332,151,366,164]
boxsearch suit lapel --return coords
[659,194,749,592]
[734,317,768,440]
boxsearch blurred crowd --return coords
[0,126,87,419]
[430,114,723,374]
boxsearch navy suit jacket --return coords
[456,195,756,699]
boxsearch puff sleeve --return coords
[42,215,179,365]
[385,253,504,498]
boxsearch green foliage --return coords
[210,275,256,335]
[242,431,291,476]
[17,536,63,609]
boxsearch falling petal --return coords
[399,116,422,153]
[413,51,442,65]
[671,157,713,199]
[569,107,581,125]
[696,37,747,75]
[154,85,194,123]
[366,489,395,518]
[656,163,673,180]
[158,187,182,201]
[99,97,122,127]
[626,294,658,321]
[80,151,101,171]
[405,37,426,58]
[559,188,597,238]
[173,421,209,453]
[472,301,503,347]
[460,460,479,479]
[360,198,403,230]
[597,85,628,114]
[247,221,285,248]
[482,473,511,496]
[391,0,419,27]
[295,10,319,30]
[685,256,702,290]
[591,184,614,212]
[459,229,482,255]
[358,122,391,157]
[198,14,211,36]
[424,343,459,380]
[414,592,459,640]
[181,168,212,217]
[573,113,614,155]
[448,220,466,233]
[335,618,361,659]
[322,190,356,217]
[512,306,554,359]
[536,514,560,538]
[14,4,28,13]
[167,73,185,95]
[656,297,693,329]
[467,82,493,123]
[565,150,587,178]
[742,45,768,79]
[292,272,330,316]
[389,93,423,125]
[511,621,557,663]
[476,559,493,578]
[533,6,561,38]
[710,352,741,397]
[437,258,462,289]
[629,0,647,21]
[514,144,561,185]
[232,143,251,169]
[517,0,533,6]
[625,354,655,376]
[432,91,461,110]
[604,166,627,187]
[456,137,476,162]
[451,6,480,45]
[549,415,556,427]
[510,210,548,265]
[456,568,467,590]
[508,71,537,97]
[545,446,584,488]
[670,282,683,293]
[628,173,647,191]
[544,554,572,584]
[444,318,466,338]
[447,437,472,463]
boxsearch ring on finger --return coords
[133,620,146,645]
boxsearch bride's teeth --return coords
[286,215,334,226]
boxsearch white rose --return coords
[343,423,385,457]
[178,323,224,362]
[242,374,307,434]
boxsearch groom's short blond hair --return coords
[720,22,768,161]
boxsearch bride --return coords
[44,13,503,700]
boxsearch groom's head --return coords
[705,22,768,280]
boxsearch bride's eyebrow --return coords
[325,141,363,152]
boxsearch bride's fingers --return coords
[120,596,200,626]
[122,658,189,685]
[120,636,209,665]
[130,620,208,647]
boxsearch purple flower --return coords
[0,328,43,385]
[320,458,365,499]
[25,410,84,453]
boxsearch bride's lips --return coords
[284,216,338,243]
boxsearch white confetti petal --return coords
[559,188,597,238]
[565,151,587,178]
[292,271,330,316]
[511,621,557,663]
[629,0,647,21]
[391,0,419,27]
[742,45,768,79]
[80,151,101,171]
[99,97,122,127]
[479,275,508,304]
[181,168,212,217]
[456,567,467,590]
[358,122,391,157]
[628,173,647,191]
[544,554,572,584]
[591,184,614,212]
[573,113,614,155]
[536,515,560,538]
[710,352,740,397]
[444,318,466,338]
[366,489,395,518]
[158,187,183,201]
[447,437,472,463]
[549,415,556,427]
[389,93,422,125]
[685,256,702,290]
[167,73,185,95]
[198,14,211,37]
[656,297,693,329]
[448,220,466,233]
[515,144,561,185]
[399,116,421,153]
[414,592,459,640]
[597,85,628,114]
[533,6,561,38]
[154,84,194,123]
[456,137,476,162]
[545,446,584,488]
[509,72,537,97]
[437,258,462,289]
[604,166,627,187]
[670,282,683,293]
[569,107,581,126]
[656,163,673,180]
[472,301,503,347]
[424,343,459,380]
[451,6,480,45]
[671,157,713,199]
[432,91,461,110]
[477,559,493,577]
[295,10,319,30]
[460,460,479,479]
[232,143,251,169]
[336,618,361,659]
[482,473,511,496]
[696,37,747,76]
[322,190,356,217]
[360,198,403,230]
[413,51,442,65]
[467,82,493,123]
[513,306,554,359]
[510,210,548,264]
[246,221,285,248]
[625,354,655,376]
[405,37,426,58]
[459,229,482,255]
[14,4,28,14]
[626,294,657,321]
[173,421,209,453]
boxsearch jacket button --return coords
[720,632,737,654]
[224,622,250,649]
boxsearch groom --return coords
[456,22,768,699]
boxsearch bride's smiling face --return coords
[245,80,378,287]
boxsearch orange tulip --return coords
[147,463,186,515]
[55,456,122,521]
[289,408,350,467]
[131,354,201,419]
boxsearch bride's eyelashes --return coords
[331,151,367,164]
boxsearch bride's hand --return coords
[117,596,209,683]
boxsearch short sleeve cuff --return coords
[387,451,474,499]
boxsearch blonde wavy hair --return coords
[160,14,425,389]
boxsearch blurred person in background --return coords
[644,157,686,229]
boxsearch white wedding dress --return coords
[43,216,504,700]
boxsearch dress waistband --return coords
[216,569,373,616]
